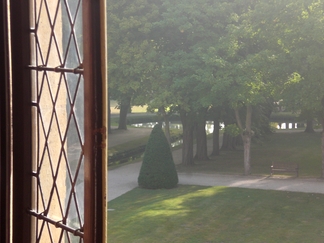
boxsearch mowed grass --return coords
[177,131,323,178]
[108,185,324,243]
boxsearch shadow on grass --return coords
[108,185,324,243]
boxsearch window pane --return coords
[30,0,84,241]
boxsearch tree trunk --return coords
[118,96,131,130]
[194,121,209,160]
[304,119,315,133]
[320,98,324,178]
[242,134,251,175]
[161,108,171,145]
[194,109,209,160]
[164,115,171,145]
[210,120,220,156]
[108,96,112,134]
[180,110,195,166]
[321,117,324,178]
[235,105,253,175]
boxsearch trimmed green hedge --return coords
[138,124,178,189]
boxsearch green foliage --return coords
[224,124,241,137]
[109,0,324,170]
[277,0,324,114]
[108,0,324,118]
[138,124,178,189]
[270,112,298,122]
[107,0,162,107]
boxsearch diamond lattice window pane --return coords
[31,0,84,241]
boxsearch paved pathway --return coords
[108,128,324,202]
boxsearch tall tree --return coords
[277,0,324,176]
[207,0,288,174]
[107,0,162,129]
[147,0,231,165]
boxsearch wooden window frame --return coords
[1,0,107,242]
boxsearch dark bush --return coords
[138,124,178,189]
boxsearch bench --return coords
[270,162,299,177]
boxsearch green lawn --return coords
[177,131,323,178]
[108,185,324,243]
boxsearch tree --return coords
[149,0,238,165]
[275,0,324,176]
[217,0,289,175]
[107,0,162,129]
[298,109,316,133]
[110,0,324,176]
[138,124,178,189]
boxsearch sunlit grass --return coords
[108,185,324,243]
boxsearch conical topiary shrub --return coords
[138,123,178,189]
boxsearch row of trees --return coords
[108,0,324,176]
